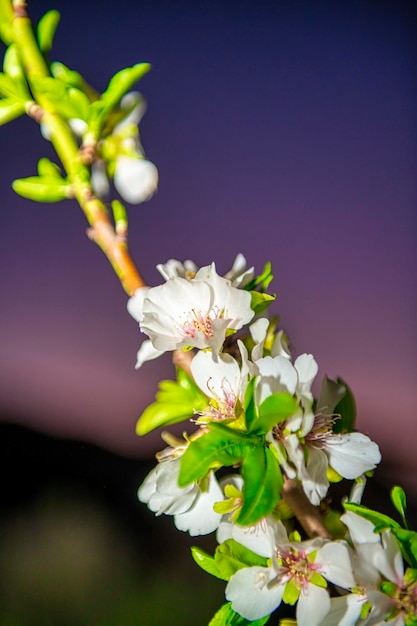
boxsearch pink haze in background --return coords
[0,0,415,494]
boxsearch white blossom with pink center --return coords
[225,518,355,625]
[139,263,254,356]
[190,344,251,424]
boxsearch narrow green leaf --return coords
[0,98,25,124]
[238,446,283,526]
[244,261,274,293]
[101,63,150,111]
[214,539,268,580]
[344,502,401,531]
[12,176,71,202]
[208,602,270,626]
[37,9,60,53]
[332,377,356,433]
[178,423,260,487]
[250,392,297,434]
[391,486,408,528]
[190,546,227,581]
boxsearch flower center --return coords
[305,414,337,448]
[395,581,417,617]
[180,307,224,340]
[275,548,319,589]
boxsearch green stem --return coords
[7,0,146,294]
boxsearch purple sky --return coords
[1,0,416,492]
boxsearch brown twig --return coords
[281,477,331,539]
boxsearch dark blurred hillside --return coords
[0,422,226,626]
[0,421,415,626]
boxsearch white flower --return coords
[138,457,223,536]
[114,156,158,204]
[156,258,199,281]
[190,347,251,423]
[225,518,355,625]
[255,353,381,505]
[140,263,254,356]
[156,253,254,287]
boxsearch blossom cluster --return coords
[126,255,417,625]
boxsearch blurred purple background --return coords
[1,0,416,493]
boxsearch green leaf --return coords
[250,291,276,316]
[391,529,417,568]
[136,369,208,435]
[332,377,356,433]
[208,602,270,626]
[243,376,257,431]
[101,63,150,112]
[0,98,25,125]
[190,546,227,581]
[0,1,14,45]
[178,422,260,487]
[0,72,29,100]
[37,157,63,178]
[12,176,71,202]
[391,485,408,528]
[244,262,274,293]
[3,45,24,80]
[37,9,60,53]
[238,446,283,526]
[31,76,90,121]
[249,392,297,434]
[344,502,401,531]
[214,539,268,580]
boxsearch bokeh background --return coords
[0,0,415,623]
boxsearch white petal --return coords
[317,542,355,588]
[156,258,198,281]
[316,375,346,415]
[374,532,404,583]
[256,355,298,405]
[320,594,364,626]
[174,472,223,536]
[301,446,329,505]
[127,287,151,322]
[324,432,381,479]
[226,566,283,620]
[230,518,277,559]
[250,317,269,362]
[91,160,110,198]
[224,253,254,287]
[191,350,240,401]
[114,156,158,204]
[270,329,291,359]
[340,510,380,545]
[134,340,165,368]
[297,583,330,626]
[294,353,318,396]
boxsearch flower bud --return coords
[114,156,158,204]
